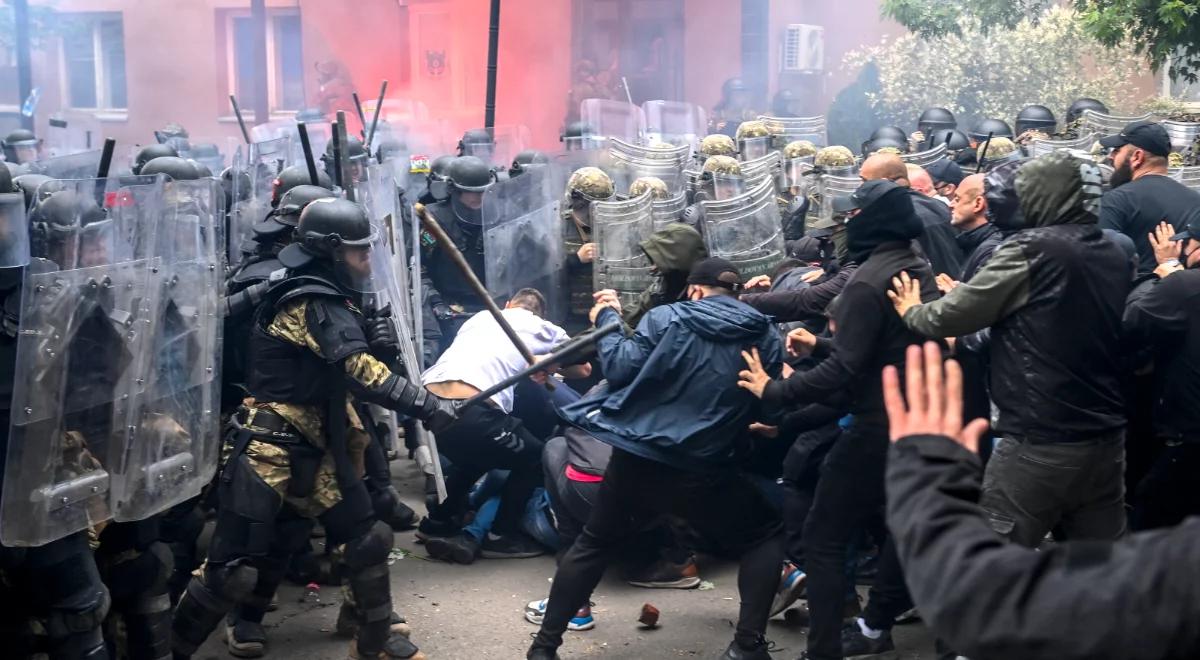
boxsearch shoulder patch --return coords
[420,230,437,247]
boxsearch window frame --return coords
[57,12,127,112]
[222,8,304,114]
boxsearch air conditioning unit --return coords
[781,24,824,72]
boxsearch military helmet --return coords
[814,146,856,168]
[699,134,737,158]
[870,126,908,144]
[459,128,494,149]
[977,137,1020,168]
[735,120,771,140]
[783,140,818,159]
[772,88,801,116]
[510,149,550,178]
[13,174,59,210]
[863,137,907,157]
[1066,98,1109,125]
[2,128,39,163]
[158,122,189,140]
[928,128,972,153]
[1015,105,1057,136]
[917,108,957,135]
[702,155,742,175]
[429,154,455,179]
[221,166,252,210]
[267,183,333,230]
[30,189,106,263]
[446,155,495,193]
[425,155,456,202]
[133,143,179,175]
[281,197,374,266]
[566,167,615,201]
[968,118,1014,141]
[722,77,749,96]
[325,133,367,160]
[140,156,200,181]
[628,176,670,200]
[272,165,333,207]
[188,159,213,178]
[3,128,37,147]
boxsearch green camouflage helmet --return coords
[702,155,742,175]
[735,120,771,140]
[978,136,1017,162]
[783,140,818,159]
[814,145,856,167]
[872,146,903,156]
[629,176,671,200]
[1168,152,1185,168]
[567,166,615,201]
[699,134,737,157]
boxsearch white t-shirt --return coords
[421,308,569,413]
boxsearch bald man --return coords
[906,164,937,198]
[950,173,1003,282]
[861,153,964,276]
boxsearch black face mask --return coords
[451,194,483,227]
[1109,159,1134,190]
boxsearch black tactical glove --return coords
[365,306,402,364]
[418,390,461,436]
[431,302,455,322]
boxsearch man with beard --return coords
[1098,120,1200,274]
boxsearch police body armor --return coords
[422,200,487,312]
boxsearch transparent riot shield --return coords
[901,143,949,167]
[782,157,814,193]
[1163,120,1200,154]
[643,100,707,152]
[458,125,532,169]
[481,165,566,322]
[27,150,105,180]
[1,176,164,546]
[115,178,223,521]
[1028,132,1099,158]
[44,112,104,157]
[759,115,828,147]
[228,136,292,267]
[1171,165,1200,191]
[609,139,689,193]
[812,173,862,229]
[0,193,30,268]
[651,191,687,231]
[741,151,782,191]
[592,190,654,309]
[700,178,786,279]
[1080,110,1152,139]
[580,99,646,144]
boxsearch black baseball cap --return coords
[687,257,743,290]
[926,159,964,186]
[1098,120,1172,158]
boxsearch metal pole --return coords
[14,0,33,131]
[250,0,270,125]
[351,92,368,138]
[229,95,252,144]
[335,112,354,202]
[297,122,319,185]
[483,0,501,129]
[366,80,388,155]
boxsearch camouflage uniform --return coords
[629,176,671,200]
[563,167,614,331]
[814,146,856,169]
[698,134,738,159]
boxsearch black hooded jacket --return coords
[909,190,965,276]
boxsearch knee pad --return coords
[46,625,109,660]
[341,520,394,571]
[45,587,111,640]
[171,562,258,657]
[103,542,174,602]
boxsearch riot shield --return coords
[609,139,689,193]
[592,190,654,309]
[228,136,292,266]
[1028,133,1098,158]
[700,178,785,279]
[651,191,687,231]
[759,115,828,147]
[1171,165,1200,191]
[1162,121,1200,154]
[27,150,105,180]
[482,165,566,322]
[643,100,707,151]
[741,151,782,191]
[782,157,814,193]
[1080,110,1152,139]
[115,178,222,521]
[0,193,30,268]
[458,125,532,169]
[1,176,164,546]
[580,99,646,144]
[901,143,949,167]
[815,173,861,227]
[44,112,104,157]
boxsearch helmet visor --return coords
[739,136,771,160]
[783,157,812,190]
[713,173,746,201]
[333,243,377,293]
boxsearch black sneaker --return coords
[383,500,419,532]
[718,636,777,660]
[415,516,459,542]
[425,533,481,564]
[225,618,266,658]
[626,556,701,589]
[480,532,545,559]
[841,621,896,658]
[526,647,560,660]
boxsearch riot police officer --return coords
[562,166,615,332]
[779,140,817,240]
[710,77,758,138]
[968,118,1015,144]
[2,128,41,164]
[682,155,744,231]
[735,120,772,160]
[560,121,602,152]
[271,165,334,208]
[132,144,179,176]
[509,150,550,179]
[1015,104,1058,138]
[917,107,957,138]
[417,155,455,206]
[172,198,454,660]
[1066,97,1109,125]
[420,156,496,352]
[322,135,368,187]
[457,129,496,162]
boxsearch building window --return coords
[61,13,127,110]
[224,10,305,113]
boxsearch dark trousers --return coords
[530,448,783,651]
[1132,440,1200,531]
[980,431,1127,547]
[428,404,544,535]
[803,425,912,660]
[780,424,841,566]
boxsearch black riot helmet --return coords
[457,128,496,160]
[254,184,334,243]
[509,149,549,178]
[870,126,908,144]
[278,197,376,292]
[1015,105,1057,136]
[426,155,456,202]
[321,134,368,184]
[2,128,40,164]
[376,137,407,164]
[928,128,971,153]
[221,166,251,210]
[446,156,495,193]
[13,174,59,210]
[862,137,908,157]
[968,118,1014,142]
[1065,97,1109,125]
[917,107,957,135]
[188,159,213,178]
[560,121,602,151]
[133,143,179,175]
[140,156,200,181]
[771,88,802,117]
[272,165,333,207]
[29,189,105,266]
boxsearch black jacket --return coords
[1124,268,1200,437]
[740,263,857,324]
[955,222,1002,282]
[909,190,965,277]
[904,154,1128,441]
[887,434,1200,660]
